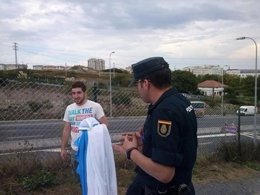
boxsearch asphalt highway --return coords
[0,115,259,141]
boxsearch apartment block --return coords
[88,58,105,70]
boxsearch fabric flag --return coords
[74,117,117,195]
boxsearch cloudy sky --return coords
[1,0,260,70]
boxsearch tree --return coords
[240,76,255,96]
[197,74,220,83]
[171,70,198,94]
[223,74,240,88]
[112,73,131,87]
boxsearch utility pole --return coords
[65,62,67,78]
[109,51,115,117]
[13,42,18,65]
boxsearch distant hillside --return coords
[0,68,131,88]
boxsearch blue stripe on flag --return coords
[76,131,89,195]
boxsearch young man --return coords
[61,81,108,175]
[113,57,198,195]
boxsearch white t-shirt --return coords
[63,100,105,151]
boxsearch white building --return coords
[0,64,27,70]
[198,80,226,96]
[88,58,105,70]
[182,65,222,76]
[226,69,260,78]
[0,64,4,70]
[32,65,65,70]
[182,65,260,78]
[32,65,43,70]
[125,65,132,73]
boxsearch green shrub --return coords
[216,140,260,163]
[27,101,43,112]
[20,169,57,191]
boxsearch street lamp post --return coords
[221,65,229,116]
[236,37,258,146]
[109,51,115,117]
[221,67,224,116]
[113,62,115,78]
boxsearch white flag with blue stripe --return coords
[74,117,117,195]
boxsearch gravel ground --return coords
[194,172,260,195]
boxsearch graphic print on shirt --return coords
[69,107,94,133]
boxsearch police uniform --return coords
[127,57,198,195]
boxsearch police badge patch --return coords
[157,120,172,137]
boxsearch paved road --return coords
[1,131,259,154]
[0,115,259,141]
[0,115,259,153]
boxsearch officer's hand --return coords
[113,133,138,154]
[112,132,132,154]
[123,133,138,150]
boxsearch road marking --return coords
[241,132,260,140]
[199,141,212,145]
[7,135,43,140]
[0,121,63,127]
[0,132,258,155]
[0,148,61,156]
[198,133,236,138]
[43,148,60,152]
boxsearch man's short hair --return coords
[131,57,171,88]
[71,81,87,92]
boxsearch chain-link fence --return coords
[0,79,259,168]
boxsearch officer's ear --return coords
[143,79,151,88]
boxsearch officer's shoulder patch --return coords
[157,120,172,137]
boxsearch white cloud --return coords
[0,0,259,70]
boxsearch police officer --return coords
[113,57,197,195]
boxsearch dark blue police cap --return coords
[131,57,169,82]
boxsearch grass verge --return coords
[0,141,259,195]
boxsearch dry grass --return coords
[193,141,260,184]
[193,156,259,184]
[1,157,258,195]
[0,144,260,195]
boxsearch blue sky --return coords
[1,0,260,70]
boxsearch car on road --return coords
[191,101,205,117]
[236,106,257,116]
